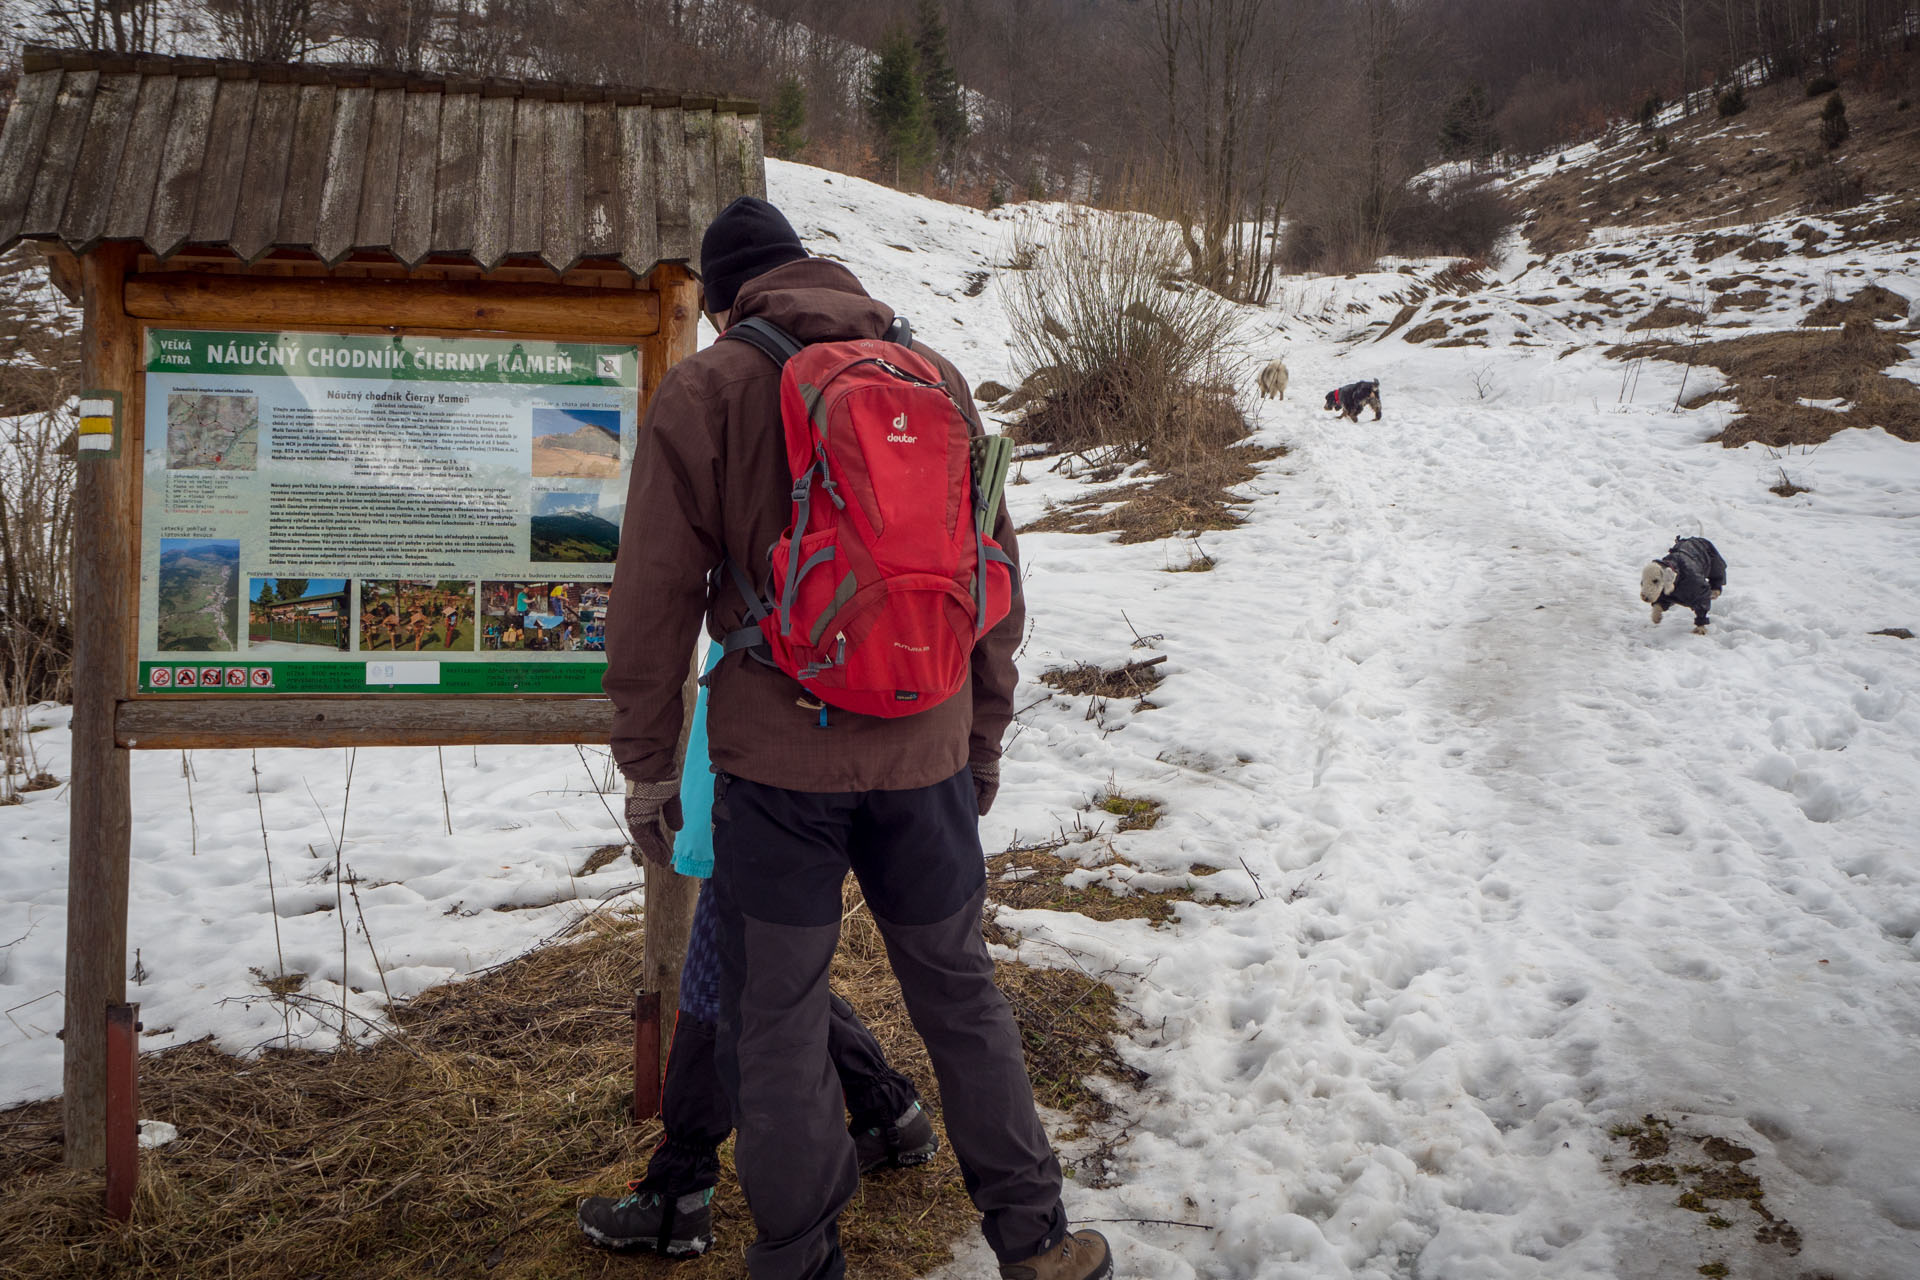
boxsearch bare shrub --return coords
[204,0,318,61]
[1805,154,1867,210]
[1385,176,1516,262]
[1,406,74,802]
[1001,209,1248,471]
[1,253,78,802]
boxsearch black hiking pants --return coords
[638,889,920,1198]
[711,767,1066,1280]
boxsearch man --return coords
[602,196,1112,1280]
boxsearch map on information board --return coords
[135,329,640,695]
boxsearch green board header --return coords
[144,329,637,388]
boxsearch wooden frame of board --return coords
[0,48,760,1197]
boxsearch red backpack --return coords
[719,316,1016,719]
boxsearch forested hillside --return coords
[2,0,1915,282]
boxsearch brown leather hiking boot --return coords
[998,1228,1113,1280]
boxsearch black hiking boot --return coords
[852,1100,940,1174]
[577,1183,714,1257]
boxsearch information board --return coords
[135,329,639,695]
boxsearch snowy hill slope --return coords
[5,158,1919,1278]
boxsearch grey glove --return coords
[625,780,683,867]
[970,759,1000,817]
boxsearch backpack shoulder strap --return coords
[882,314,912,348]
[723,317,806,368]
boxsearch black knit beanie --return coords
[699,196,807,313]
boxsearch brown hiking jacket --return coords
[604,257,1023,791]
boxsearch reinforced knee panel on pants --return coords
[873,887,1066,1263]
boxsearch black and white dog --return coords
[1325,380,1382,421]
[1640,536,1727,634]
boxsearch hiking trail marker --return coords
[0,46,762,1209]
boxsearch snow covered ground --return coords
[5,158,1920,1277]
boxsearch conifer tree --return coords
[1439,82,1496,161]
[914,0,969,157]
[767,74,808,159]
[1820,92,1850,150]
[865,26,936,184]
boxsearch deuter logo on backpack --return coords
[720,318,1016,719]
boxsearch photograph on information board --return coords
[135,330,638,695]
[530,486,623,564]
[248,577,350,653]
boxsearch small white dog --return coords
[1257,359,1289,400]
[1640,535,1727,634]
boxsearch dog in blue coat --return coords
[1640,536,1726,634]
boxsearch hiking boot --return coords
[577,1183,714,1257]
[852,1100,940,1174]
[999,1229,1113,1280]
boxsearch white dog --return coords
[1257,359,1289,400]
[1640,536,1727,635]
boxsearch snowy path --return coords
[985,339,1920,1277]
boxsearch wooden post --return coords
[639,262,698,409]
[633,261,706,1093]
[636,641,705,1099]
[63,243,140,1171]
[103,1001,140,1221]
[631,990,662,1122]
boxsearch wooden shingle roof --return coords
[0,48,765,277]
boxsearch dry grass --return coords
[1039,657,1166,701]
[1162,542,1216,573]
[1627,301,1707,332]
[988,845,1194,932]
[1712,288,1774,312]
[1021,444,1288,544]
[0,867,1139,1279]
[1096,793,1163,833]
[1614,318,1919,447]
[1802,283,1909,327]
[1377,302,1422,342]
[1521,72,1920,255]
[1769,468,1812,497]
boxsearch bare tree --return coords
[204,0,316,61]
[41,0,163,51]
[1152,0,1314,301]
[1647,0,1700,111]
